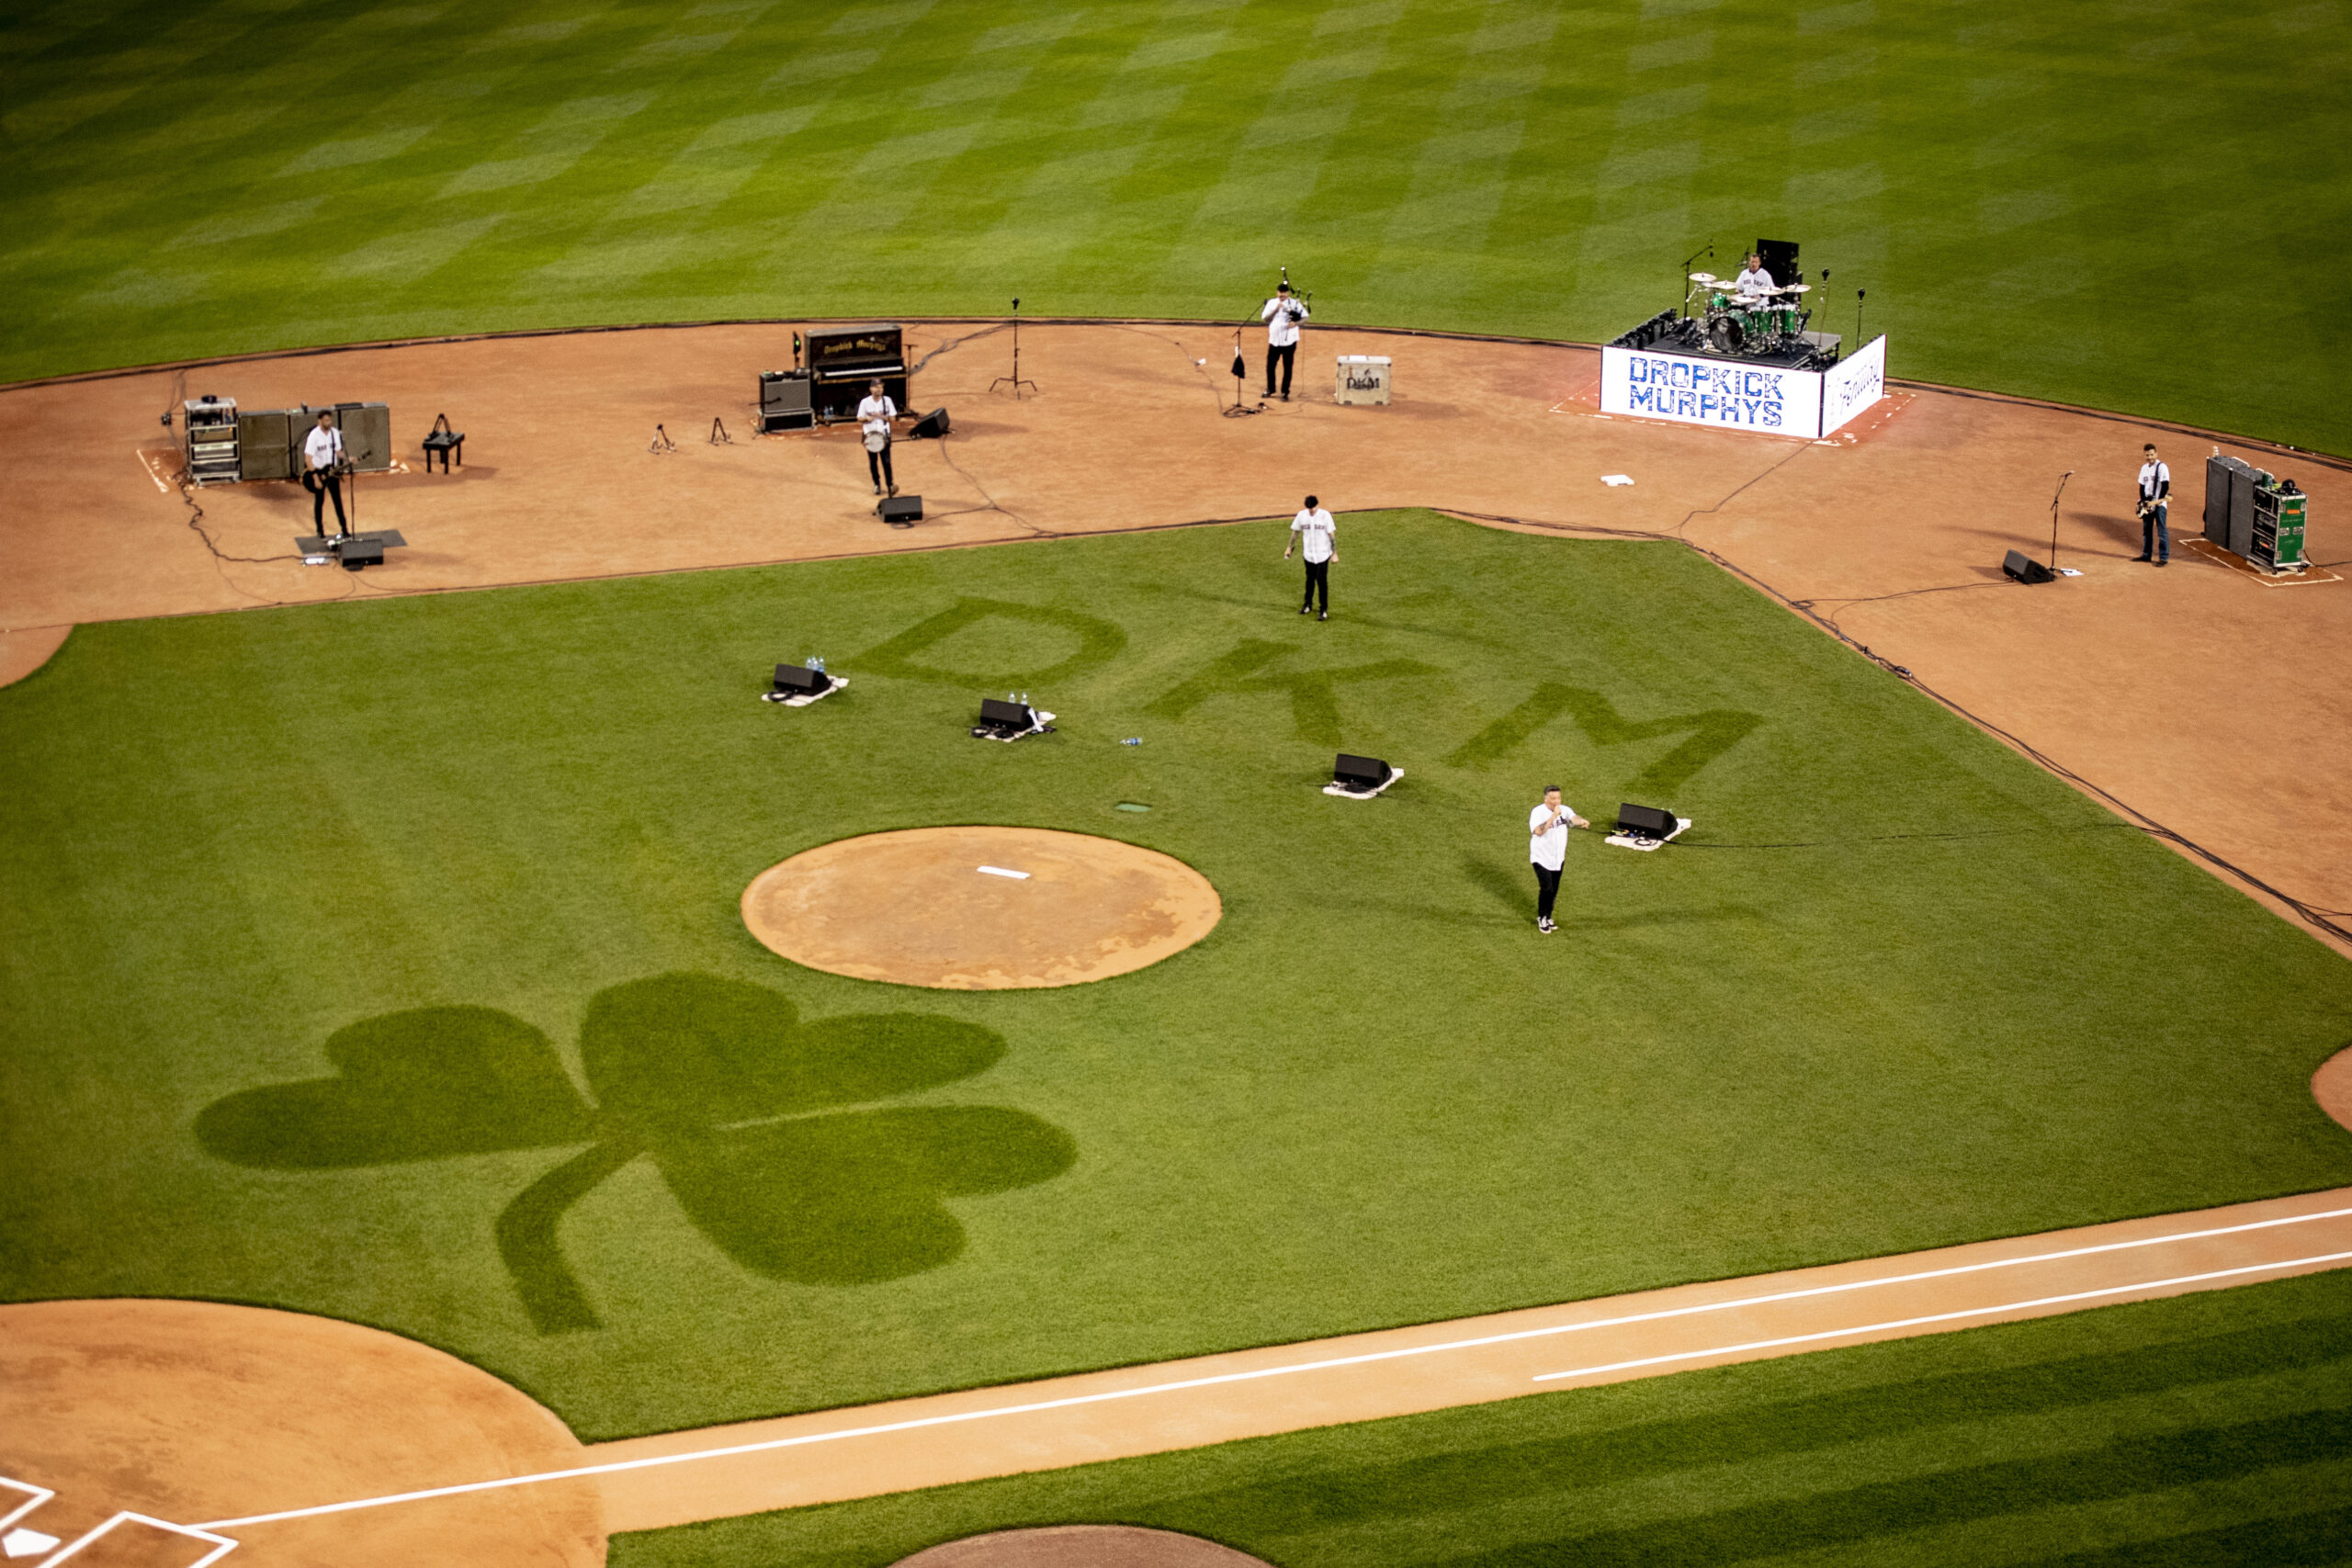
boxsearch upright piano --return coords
[803,323,909,424]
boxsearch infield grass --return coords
[4,511,2349,1439]
[3,0,2345,453]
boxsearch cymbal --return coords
[1688,272,1717,283]
[1778,282,1811,293]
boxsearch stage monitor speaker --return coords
[1757,238,1800,288]
[338,538,384,570]
[878,495,922,525]
[334,402,392,473]
[238,409,294,481]
[759,410,815,433]
[910,407,950,439]
[978,698,1032,730]
[2002,548,2054,583]
[1333,753,1390,790]
[773,664,830,695]
[1616,802,1677,839]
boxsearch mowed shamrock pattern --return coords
[197,972,1077,1331]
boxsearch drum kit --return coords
[1686,271,1812,354]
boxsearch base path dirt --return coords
[0,1298,600,1568]
[10,1190,2348,1564]
[741,827,1220,989]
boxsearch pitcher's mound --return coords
[893,1525,1272,1566]
[742,827,1220,989]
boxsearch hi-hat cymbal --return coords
[1688,272,1717,284]
[1779,282,1811,293]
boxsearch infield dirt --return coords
[3,321,2345,957]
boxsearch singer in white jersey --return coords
[1527,785,1590,934]
[2133,442,2170,566]
[1283,494,1337,619]
[1259,280,1309,400]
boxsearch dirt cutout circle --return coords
[0,1298,601,1568]
[743,827,1220,989]
[892,1525,1272,1567]
[2316,1045,2352,1134]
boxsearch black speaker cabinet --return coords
[773,664,830,695]
[978,698,1032,731]
[760,371,812,414]
[1757,238,1800,287]
[910,407,950,439]
[337,537,384,570]
[2227,463,2256,558]
[878,495,922,525]
[334,402,392,473]
[237,409,294,481]
[2002,548,2054,583]
[1616,802,1677,839]
[759,410,815,433]
[1333,754,1390,789]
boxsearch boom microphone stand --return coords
[990,297,1037,399]
[2048,470,2072,574]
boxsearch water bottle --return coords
[1122,738,1142,746]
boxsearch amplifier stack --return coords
[759,370,813,432]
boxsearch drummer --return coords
[1733,251,1779,299]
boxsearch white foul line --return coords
[1532,1249,2352,1382]
[195,1203,2352,1531]
[976,865,1030,879]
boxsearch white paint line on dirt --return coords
[976,865,1030,879]
[195,1202,2352,1531]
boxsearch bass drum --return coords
[1706,313,1746,353]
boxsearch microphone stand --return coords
[990,296,1037,398]
[2047,470,2072,574]
[1679,243,1713,319]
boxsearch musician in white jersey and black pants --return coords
[1283,495,1336,619]
[2134,443,2170,566]
[1528,785,1589,934]
[301,411,348,538]
[857,380,899,497]
[1260,281,1309,400]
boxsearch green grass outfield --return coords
[615,1269,2352,1567]
[5,512,2348,1442]
[3,0,2344,454]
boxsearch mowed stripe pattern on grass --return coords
[0,0,2345,452]
[611,1267,2352,1566]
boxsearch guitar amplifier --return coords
[334,402,392,473]
[759,410,815,433]
[760,370,811,414]
[238,409,295,481]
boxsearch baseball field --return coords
[5,1,2351,1564]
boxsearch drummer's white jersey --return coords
[1734,265,1777,295]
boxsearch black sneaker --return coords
[1317,611,1328,620]
[1299,604,1313,615]
[2155,558,2168,567]
[2132,554,2151,561]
